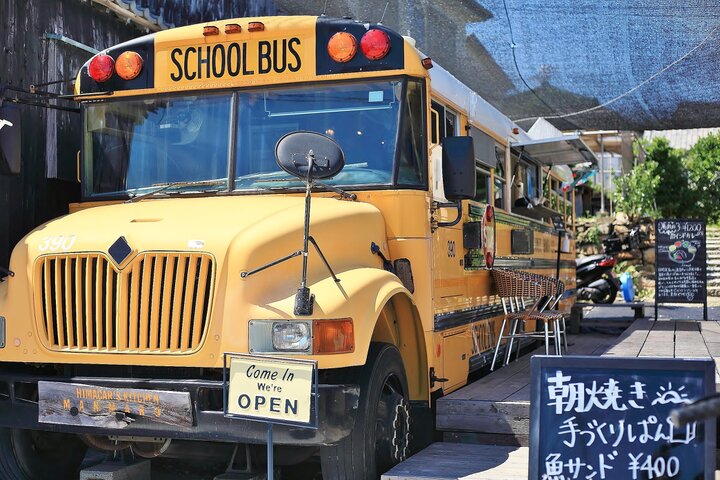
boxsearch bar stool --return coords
[521,272,569,353]
[490,269,564,371]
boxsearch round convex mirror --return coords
[275,131,345,180]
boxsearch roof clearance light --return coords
[203,25,219,36]
[327,32,357,63]
[88,54,115,83]
[225,23,242,34]
[115,51,143,80]
[360,29,391,60]
[421,57,433,70]
[248,22,265,32]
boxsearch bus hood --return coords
[18,195,388,277]
[1,195,390,365]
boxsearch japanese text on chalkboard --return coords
[541,370,699,480]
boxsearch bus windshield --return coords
[82,79,425,198]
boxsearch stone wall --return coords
[576,213,656,299]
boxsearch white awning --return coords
[510,134,597,166]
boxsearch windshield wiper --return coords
[126,178,227,203]
[255,182,356,201]
[314,182,357,201]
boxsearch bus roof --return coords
[425,53,531,145]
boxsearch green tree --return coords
[613,159,660,221]
[643,137,695,217]
[688,133,720,222]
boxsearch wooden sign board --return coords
[224,354,317,428]
[655,219,707,320]
[530,356,715,480]
[37,381,192,429]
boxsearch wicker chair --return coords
[490,269,567,370]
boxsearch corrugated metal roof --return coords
[643,128,720,150]
[88,0,277,32]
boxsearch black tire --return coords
[593,283,618,304]
[320,343,410,480]
[0,428,87,480]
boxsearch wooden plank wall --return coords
[0,0,136,267]
[0,0,278,268]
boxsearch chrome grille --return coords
[34,253,214,353]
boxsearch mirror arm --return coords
[435,200,463,228]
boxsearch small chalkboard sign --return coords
[655,219,707,320]
[530,355,715,480]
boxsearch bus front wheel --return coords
[321,342,410,480]
[0,428,87,480]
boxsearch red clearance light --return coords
[225,23,242,34]
[360,29,391,60]
[599,258,616,267]
[88,54,115,83]
[203,25,219,36]
[327,32,357,63]
[115,51,143,80]
[248,22,265,32]
[421,57,433,69]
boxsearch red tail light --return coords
[360,29,391,60]
[88,54,115,83]
[599,258,616,267]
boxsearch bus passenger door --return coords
[430,102,465,304]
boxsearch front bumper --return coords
[0,366,359,446]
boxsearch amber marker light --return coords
[313,318,354,354]
[203,25,219,36]
[115,51,143,80]
[225,23,242,34]
[360,29,391,60]
[88,54,115,82]
[327,32,357,63]
[248,22,265,32]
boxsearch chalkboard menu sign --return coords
[530,356,715,480]
[655,219,707,320]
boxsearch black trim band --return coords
[434,303,505,331]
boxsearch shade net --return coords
[465,0,720,131]
[113,0,720,131]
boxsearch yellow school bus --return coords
[0,15,584,479]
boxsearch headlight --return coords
[272,322,311,352]
[248,318,353,354]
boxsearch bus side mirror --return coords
[0,106,21,175]
[441,136,475,201]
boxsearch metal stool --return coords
[490,269,566,371]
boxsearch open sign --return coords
[224,354,317,427]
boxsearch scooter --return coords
[576,227,640,304]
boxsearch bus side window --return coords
[494,147,506,210]
[468,126,496,205]
[430,108,440,145]
[474,164,491,204]
[445,110,457,137]
[430,100,446,145]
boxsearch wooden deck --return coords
[604,317,720,382]
[386,315,720,480]
[436,332,617,444]
[381,443,528,480]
